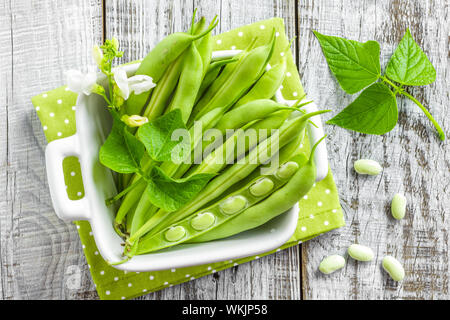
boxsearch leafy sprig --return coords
[314,29,445,140]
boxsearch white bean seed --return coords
[382,256,405,281]
[354,159,382,175]
[391,193,406,220]
[319,255,345,274]
[347,244,374,262]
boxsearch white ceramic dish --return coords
[45,50,328,272]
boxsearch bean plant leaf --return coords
[327,83,398,135]
[99,112,145,173]
[385,29,436,86]
[138,109,190,163]
[313,31,381,94]
[145,166,215,212]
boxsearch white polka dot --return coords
[276,248,281,252]
[42,93,48,98]
[57,99,62,104]
[88,264,91,269]
[77,191,82,197]
[298,240,302,244]
[121,296,125,300]
[301,226,307,231]
[233,263,238,266]
[303,195,308,200]
[286,72,292,77]
[100,271,104,275]
[71,171,76,176]
[216,39,222,45]
[231,45,236,50]
[57,132,62,137]
[163,281,169,286]
[260,25,265,29]
[35,106,40,111]
[143,289,147,292]
[149,275,154,280]
[275,32,280,37]
[49,112,55,117]
[207,266,212,271]
[190,276,195,280]
[324,221,329,226]
[280,52,285,57]
[293,92,298,97]
[114,277,119,281]
[105,290,110,295]
[89,231,93,236]
[64,119,69,124]
[238,31,243,37]
[128,283,132,287]
[212,269,216,273]
[332,209,337,213]
[185,274,190,278]
[317,201,323,207]
[255,256,260,259]
[76,225,80,229]
[325,189,331,194]
[171,268,176,272]
[313,183,316,187]
[94,251,99,255]
[309,214,315,219]
[300,144,303,148]
[72,106,76,110]
[82,244,85,249]
[43,126,48,131]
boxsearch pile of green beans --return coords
[109,14,328,264]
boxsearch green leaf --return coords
[138,109,190,162]
[313,30,381,94]
[145,166,215,212]
[99,112,145,173]
[385,29,436,86]
[327,83,398,135]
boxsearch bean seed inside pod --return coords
[276,161,299,179]
[382,256,405,281]
[220,195,248,215]
[191,212,216,231]
[249,178,274,197]
[319,255,345,274]
[347,244,374,262]
[354,159,382,175]
[165,226,186,242]
[391,193,406,220]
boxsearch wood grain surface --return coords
[0,0,448,300]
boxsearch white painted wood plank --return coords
[298,0,450,300]
[0,0,103,299]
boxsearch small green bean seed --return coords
[165,226,186,242]
[249,178,274,197]
[219,195,248,215]
[391,193,406,220]
[382,256,405,281]
[347,244,374,262]
[276,161,299,179]
[319,255,345,274]
[191,212,216,231]
[354,159,382,175]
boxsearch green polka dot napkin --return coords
[32,18,345,300]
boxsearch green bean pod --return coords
[192,136,323,242]
[125,19,218,115]
[128,154,306,255]
[189,30,276,123]
[168,42,203,123]
[233,57,287,108]
[132,110,327,240]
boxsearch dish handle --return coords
[45,134,90,221]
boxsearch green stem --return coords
[400,90,445,141]
[106,177,145,205]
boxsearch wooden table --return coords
[1,0,448,300]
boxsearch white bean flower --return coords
[121,114,149,127]
[66,70,97,95]
[113,67,156,100]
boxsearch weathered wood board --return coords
[0,0,448,300]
